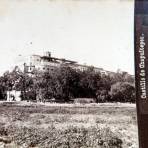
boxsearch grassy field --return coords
[0,102,138,148]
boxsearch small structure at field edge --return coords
[7,90,21,101]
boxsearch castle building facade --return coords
[22,51,108,75]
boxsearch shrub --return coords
[110,82,135,103]
[74,98,95,104]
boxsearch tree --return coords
[95,75,112,102]
[78,67,101,99]
[51,65,80,101]
[110,82,135,103]
[0,76,7,100]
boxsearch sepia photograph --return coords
[0,0,138,148]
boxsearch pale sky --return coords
[0,0,134,75]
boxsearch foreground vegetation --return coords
[0,102,138,148]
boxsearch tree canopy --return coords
[0,65,135,103]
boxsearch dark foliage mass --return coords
[0,65,135,103]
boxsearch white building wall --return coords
[7,90,21,101]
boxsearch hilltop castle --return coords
[19,51,115,76]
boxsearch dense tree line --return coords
[0,65,135,103]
